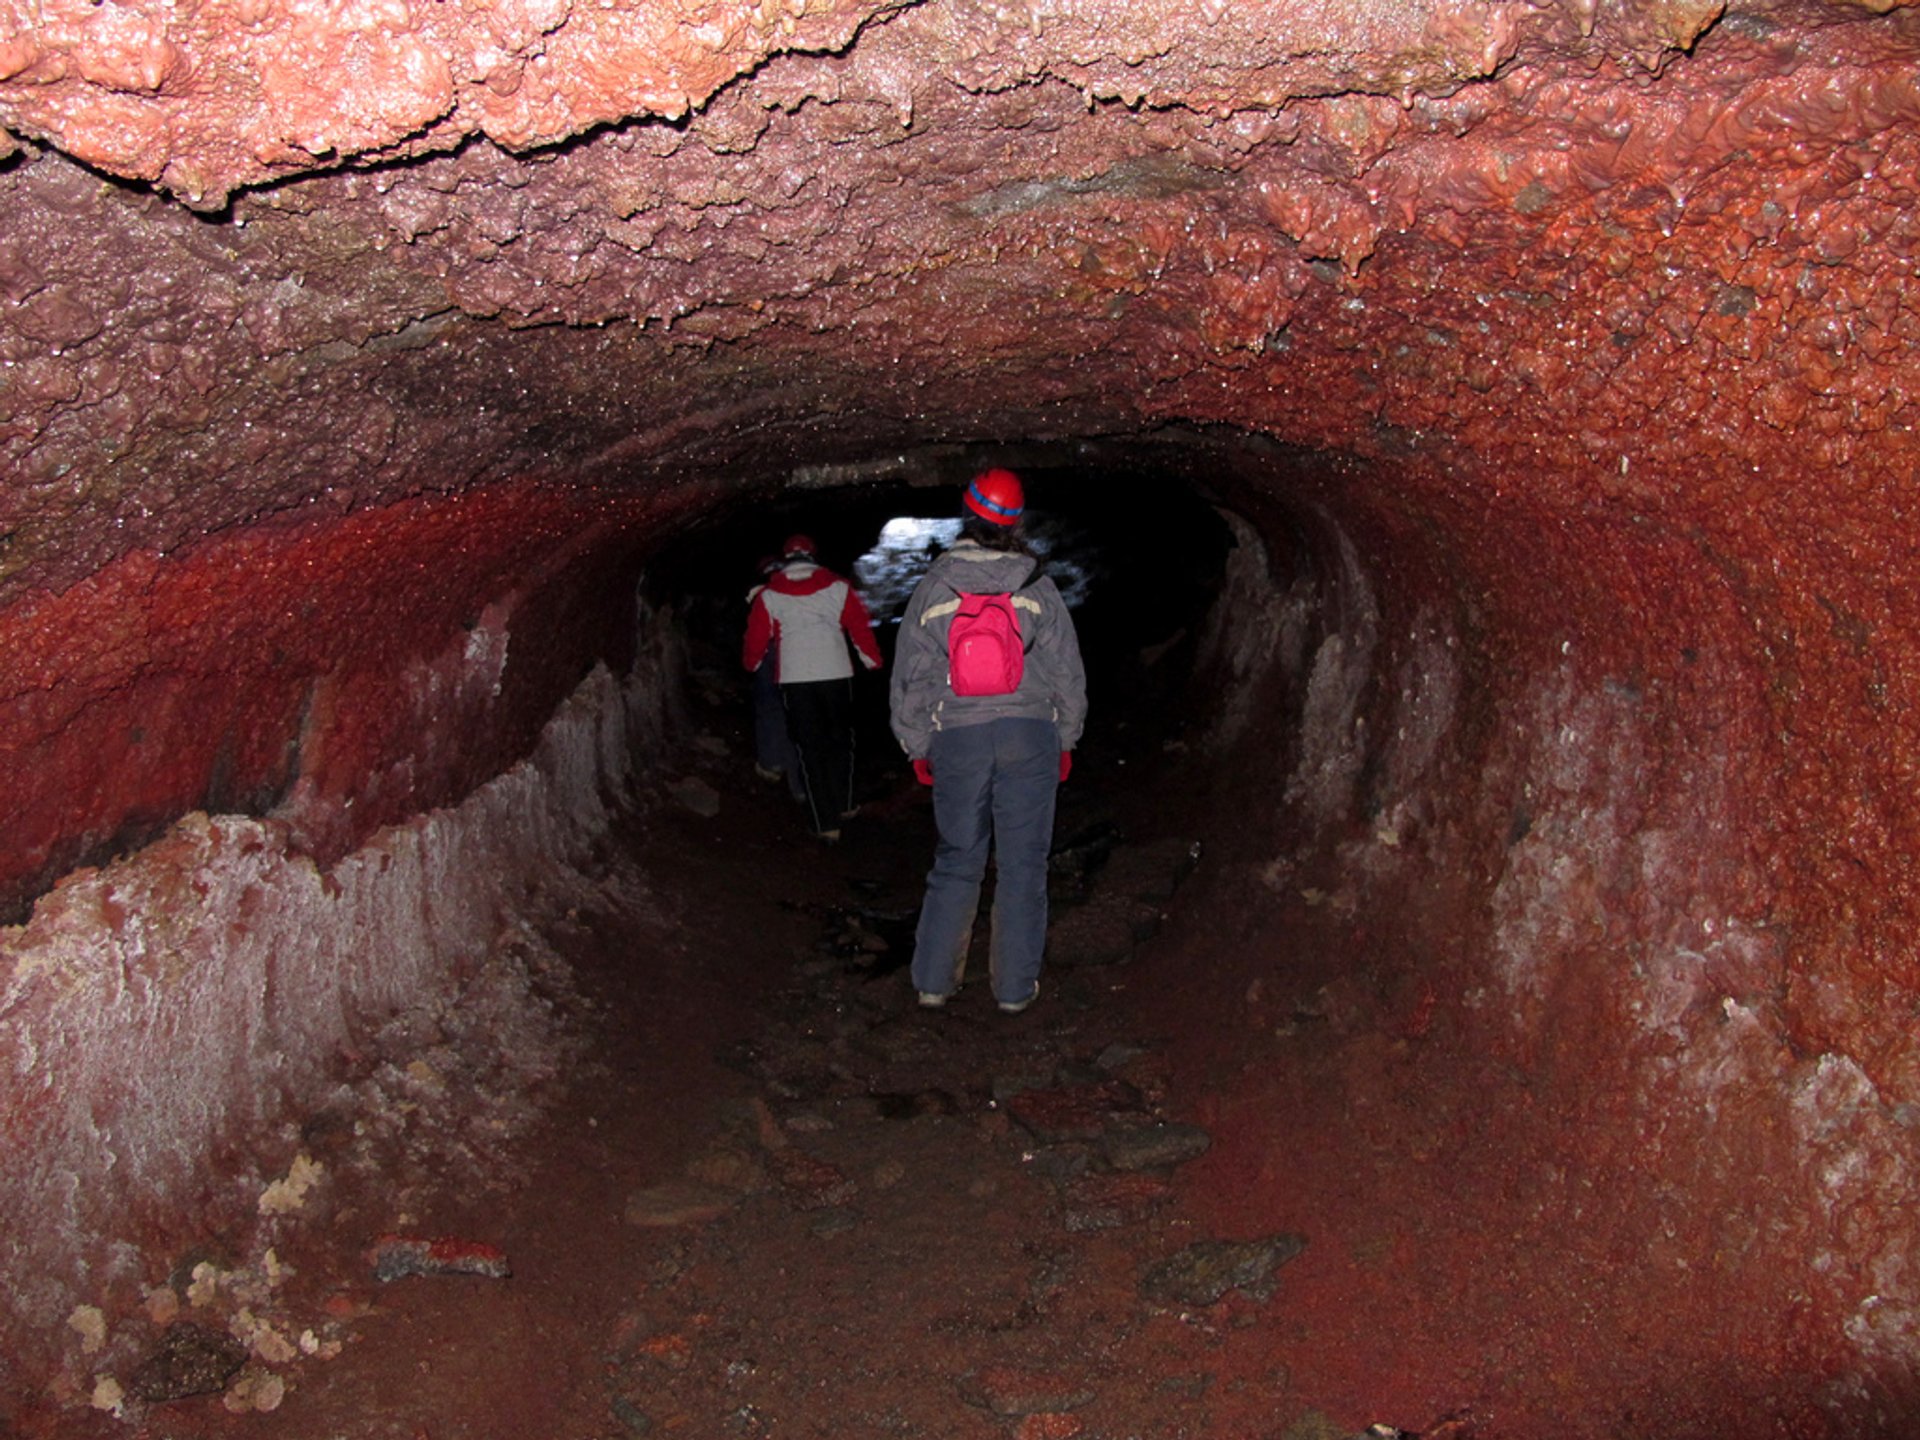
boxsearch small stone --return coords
[257,1152,324,1215]
[127,1321,249,1402]
[68,1304,107,1355]
[1071,1170,1172,1205]
[235,1309,299,1363]
[624,1179,743,1227]
[684,1146,767,1193]
[144,1286,181,1325]
[668,776,721,817]
[1139,1234,1307,1307]
[186,1261,225,1308]
[1062,1207,1121,1234]
[89,1376,124,1415]
[1027,1252,1078,1302]
[769,1148,858,1209]
[957,1365,1097,1416]
[1279,1410,1348,1440]
[610,1394,654,1435]
[1016,1414,1085,1440]
[1005,1080,1144,1143]
[222,1368,286,1413]
[1053,1058,1107,1087]
[254,1372,287,1411]
[1156,1371,1213,1399]
[635,1332,694,1369]
[991,1070,1052,1102]
[874,1088,959,1119]
[747,1095,790,1152]
[1063,1170,1172,1230]
[1021,1142,1094,1184]
[1100,1121,1211,1172]
[298,1327,342,1359]
[1093,1042,1149,1072]
[871,1158,907,1189]
[370,1235,511,1282]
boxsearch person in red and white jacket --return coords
[742,535,884,839]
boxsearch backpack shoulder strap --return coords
[920,581,968,627]
[1009,562,1046,620]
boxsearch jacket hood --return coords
[765,561,841,596]
[932,540,1042,593]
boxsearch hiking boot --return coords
[817,829,842,844]
[997,982,1039,1015]
[917,991,949,1009]
[753,764,784,784]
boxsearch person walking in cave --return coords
[746,553,804,802]
[889,469,1087,1014]
[742,534,884,841]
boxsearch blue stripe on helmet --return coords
[967,482,1022,518]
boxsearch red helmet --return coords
[964,468,1024,526]
[781,534,817,559]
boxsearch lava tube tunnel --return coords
[2,0,1919,1433]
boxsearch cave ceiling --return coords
[1,0,1918,598]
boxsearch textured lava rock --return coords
[371,1234,513,1282]
[3,0,1920,1429]
[1139,1234,1309,1307]
[126,1321,249,1402]
[1099,1120,1211,1173]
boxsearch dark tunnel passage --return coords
[643,457,1242,773]
[7,0,1920,1432]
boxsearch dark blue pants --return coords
[911,716,1059,1006]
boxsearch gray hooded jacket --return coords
[888,538,1088,760]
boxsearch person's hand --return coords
[913,757,934,786]
[1059,751,1073,782]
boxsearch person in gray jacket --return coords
[889,469,1088,1013]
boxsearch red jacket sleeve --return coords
[743,594,776,673]
[841,584,883,671]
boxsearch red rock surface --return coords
[3,0,1920,1429]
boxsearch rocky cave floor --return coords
[31,649,1519,1440]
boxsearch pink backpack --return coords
[947,588,1029,696]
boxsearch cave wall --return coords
[0,482,688,917]
[5,0,1920,1421]
[0,646,673,1389]
[1156,436,1880,1423]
